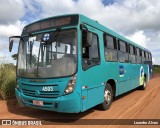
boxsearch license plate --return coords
[33,100,43,106]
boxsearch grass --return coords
[153,65,160,74]
[0,64,16,100]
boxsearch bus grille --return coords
[22,89,59,98]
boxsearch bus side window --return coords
[149,53,152,64]
[82,30,100,70]
[136,48,142,63]
[129,45,136,63]
[146,52,148,61]
[144,51,148,64]
[104,34,117,62]
[118,40,129,63]
[142,50,145,64]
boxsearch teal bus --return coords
[9,14,152,113]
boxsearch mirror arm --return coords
[9,36,21,40]
[9,36,21,52]
[80,24,88,31]
[9,36,21,43]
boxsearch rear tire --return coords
[98,83,113,110]
[139,76,147,90]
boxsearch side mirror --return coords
[9,36,20,52]
[9,40,13,52]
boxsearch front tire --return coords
[98,83,113,110]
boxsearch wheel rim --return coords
[104,89,112,105]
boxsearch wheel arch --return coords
[106,79,116,97]
[144,73,147,81]
[144,73,147,78]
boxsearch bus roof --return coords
[24,14,151,53]
[79,14,151,53]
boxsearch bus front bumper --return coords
[15,88,81,113]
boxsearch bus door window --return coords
[82,30,100,70]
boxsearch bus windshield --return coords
[17,29,77,78]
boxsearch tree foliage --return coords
[11,54,18,60]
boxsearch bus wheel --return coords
[98,83,113,110]
[139,76,147,90]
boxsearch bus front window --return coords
[17,29,77,78]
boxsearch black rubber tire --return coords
[98,83,113,110]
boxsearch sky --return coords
[0,0,160,64]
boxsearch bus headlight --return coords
[64,76,76,95]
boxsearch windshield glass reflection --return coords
[17,29,77,78]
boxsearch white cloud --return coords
[24,0,40,14]
[0,41,8,51]
[0,20,26,38]
[152,57,160,65]
[0,20,26,65]
[34,0,75,18]
[32,0,160,34]
[0,20,26,53]
[98,0,160,35]
[0,0,25,24]
[0,51,15,64]
[126,31,149,48]
[0,39,19,64]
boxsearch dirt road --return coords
[0,75,160,128]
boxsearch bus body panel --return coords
[15,87,81,113]
[78,25,105,111]
[16,77,82,113]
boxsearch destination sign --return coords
[22,15,79,35]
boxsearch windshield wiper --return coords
[46,27,61,45]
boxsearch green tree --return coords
[11,54,18,60]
